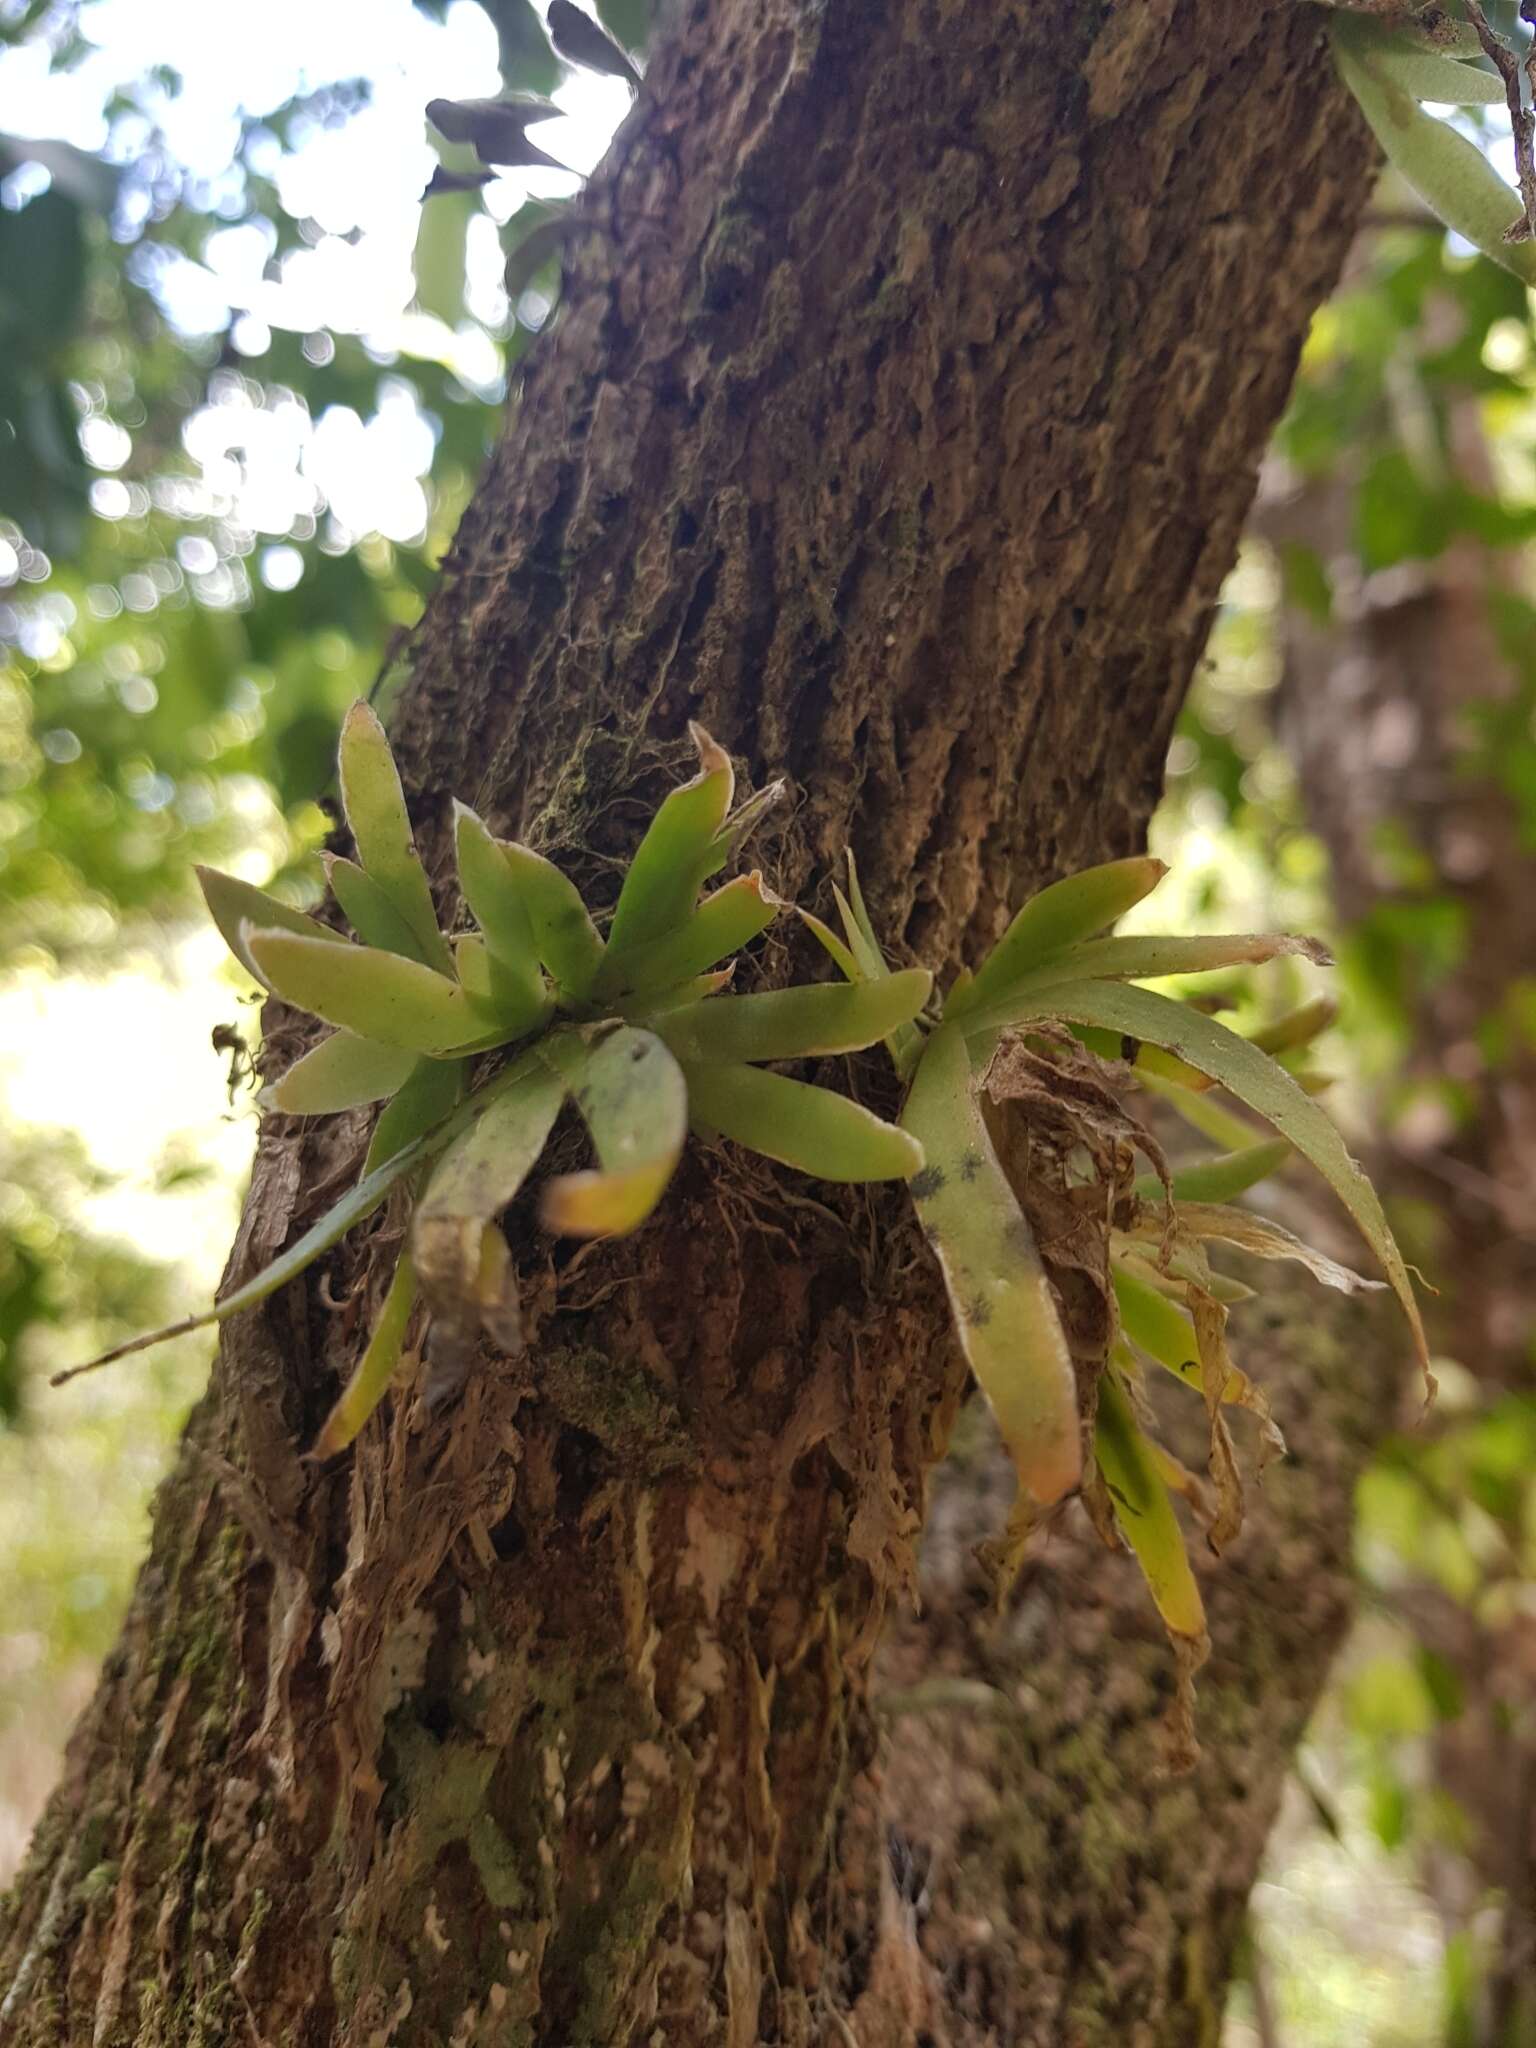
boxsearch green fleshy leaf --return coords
[453,802,545,1015]
[798,905,860,982]
[542,1026,687,1235]
[196,866,343,985]
[1132,1138,1291,1208]
[984,977,1432,1390]
[247,928,506,1057]
[595,872,779,999]
[684,1060,923,1181]
[656,967,931,1064]
[412,1057,566,1322]
[324,854,431,963]
[268,1031,418,1116]
[500,841,606,999]
[363,1055,468,1175]
[337,700,453,973]
[1333,21,1536,283]
[949,855,1168,1021]
[1334,13,1504,104]
[901,1023,1081,1506]
[312,1251,418,1457]
[1110,1261,1269,1417]
[452,935,551,1039]
[833,853,925,1077]
[1095,1367,1207,1648]
[604,725,735,961]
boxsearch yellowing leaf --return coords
[541,1026,687,1236]
[987,977,1432,1391]
[901,1024,1081,1507]
[656,967,931,1064]
[268,1031,418,1116]
[337,700,452,972]
[311,1251,418,1458]
[683,1060,923,1181]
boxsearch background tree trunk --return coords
[0,4,1388,2043]
[1270,393,1536,2048]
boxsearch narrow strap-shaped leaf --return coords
[836,854,925,1076]
[949,855,1168,1021]
[798,905,860,981]
[1137,1068,1268,1151]
[901,1023,1081,1506]
[1245,995,1337,1057]
[961,930,1329,1033]
[453,803,545,1014]
[1155,1202,1385,1296]
[1111,1261,1269,1417]
[363,1055,467,1175]
[311,1250,418,1458]
[986,977,1432,1388]
[705,777,786,876]
[337,700,452,972]
[604,725,735,961]
[268,1031,418,1116]
[324,854,432,963]
[1333,23,1536,283]
[656,967,931,1064]
[1094,1368,1207,1644]
[412,1058,566,1315]
[1094,1365,1208,1771]
[542,1026,688,1235]
[684,1060,923,1181]
[247,928,508,1056]
[547,0,641,87]
[196,866,343,985]
[500,841,605,999]
[1131,1137,1291,1208]
[593,872,779,998]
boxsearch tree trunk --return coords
[0,4,1386,2043]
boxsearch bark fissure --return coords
[2,3,1389,2043]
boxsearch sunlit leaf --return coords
[196,866,343,985]
[337,700,453,973]
[948,855,1168,1021]
[684,1060,924,1181]
[1333,20,1536,283]
[901,1023,1081,1506]
[246,928,504,1056]
[961,930,1330,1033]
[541,1026,687,1235]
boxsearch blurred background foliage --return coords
[1,4,1534,2042]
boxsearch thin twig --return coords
[1462,1,1536,244]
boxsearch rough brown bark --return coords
[0,4,1384,2043]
